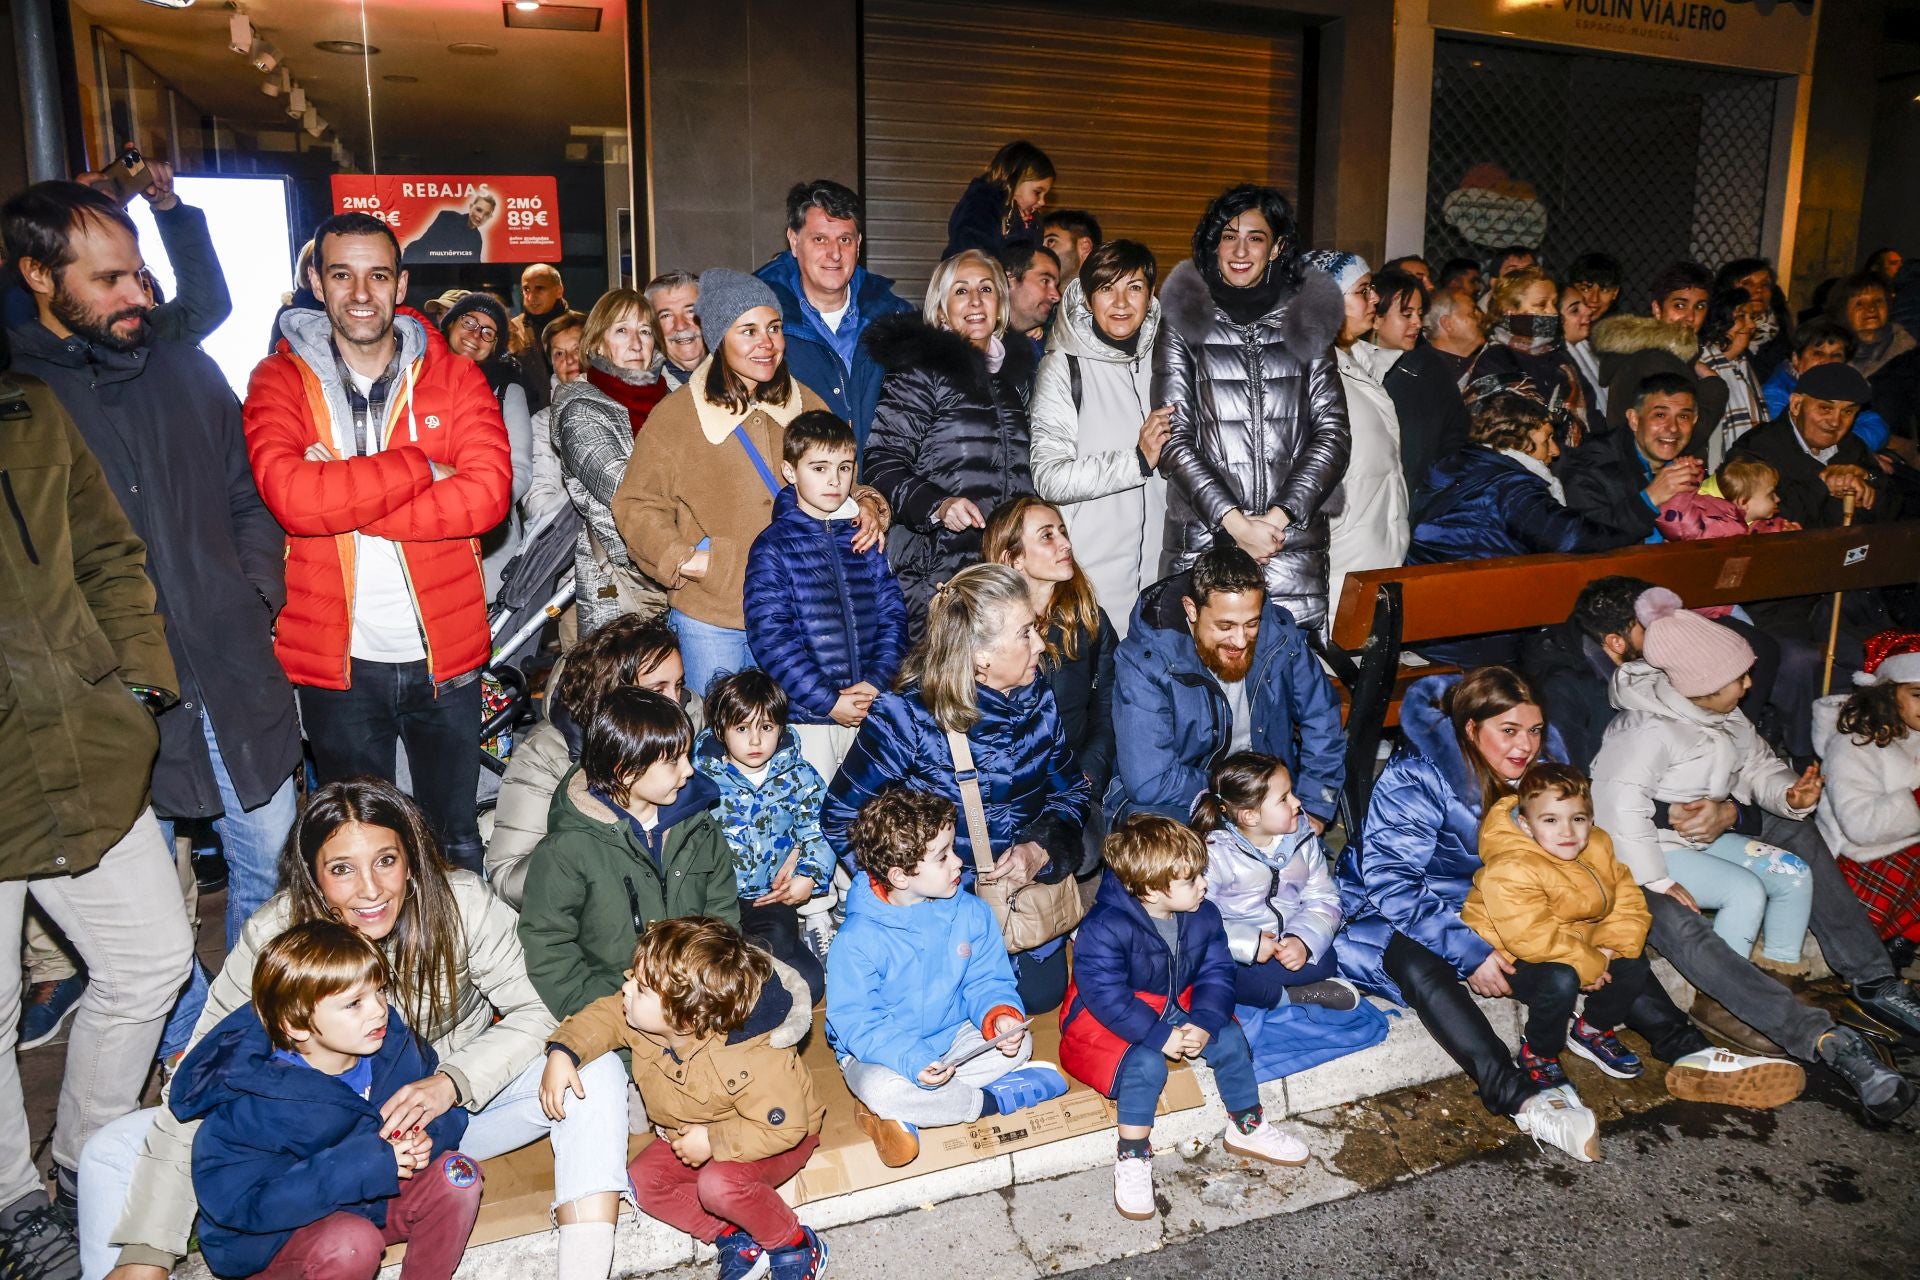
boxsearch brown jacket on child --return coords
[550,960,823,1163]
[1462,795,1651,986]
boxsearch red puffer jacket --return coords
[243,308,511,689]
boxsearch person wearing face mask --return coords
[1693,286,1772,468]
[1028,239,1169,636]
[551,290,670,635]
[1155,185,1351,630]
[863,250,1038,635]
[643,271,705,389]
[1470,268,1587,450]
[439,292,533,599]
[943,141,1055,260]
[1304,251,1409,617]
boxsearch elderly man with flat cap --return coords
[1731,361,1897,529]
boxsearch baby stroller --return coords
[478,501,581,801]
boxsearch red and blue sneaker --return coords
[715,1229,770,1280]
[768,1226,829,1280]
[1567,1018,1644,1079]
[1518,1040,1573,1094]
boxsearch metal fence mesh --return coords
[1424,37,1779,307]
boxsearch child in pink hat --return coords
[1589,588,1825,968]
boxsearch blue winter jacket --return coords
[756,252,914,450]
[170,1003,469,1279]
[693,727,837,899]
[1333,673,1568,1003]
[1066,871,1239,1052]
[1113,571,1346,824]
[744,485,910,724]
[822,684,1091,882]
[1408,446,1625,566]
[825,872,1022,1082]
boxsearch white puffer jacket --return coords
[1813,694,1920,864]
[1030,279,1166,636]
[1326,340,1410,616]
[1590,661,1810,884]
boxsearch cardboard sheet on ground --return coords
[387,1010,1202,1258]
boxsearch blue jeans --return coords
[1113,1010,1257,1128]
[156,709,299,946]
[1666,832,1814,964]
[668,609,756,703]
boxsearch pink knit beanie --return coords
[1635,587,1755,697]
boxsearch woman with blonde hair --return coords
[821,563,1091,1011]
[864,250,1039,634]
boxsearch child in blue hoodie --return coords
[170,920,480,1280]
[743,411,909,781]
[694,670,837,1004]
[1060,815,1309,1222]
[825,788,1068,1168]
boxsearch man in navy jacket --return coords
[756,180,913,451]
[1112,545,1345,828]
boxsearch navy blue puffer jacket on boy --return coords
[745,485,910,723]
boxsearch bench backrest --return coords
[1329,522,1920,653]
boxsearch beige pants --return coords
[23,832,198,985]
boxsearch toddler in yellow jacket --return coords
[1464,764,1800,1116]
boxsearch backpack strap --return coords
[1066,352,1083,411]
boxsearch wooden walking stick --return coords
[1821,493,1858,696]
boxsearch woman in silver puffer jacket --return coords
[1154,185,1351,627]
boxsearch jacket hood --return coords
[277,303,432,373]
[1157,259,1345,364]
[862,311,1036,388]
[693,725,808,781]
[1811,693,1847,758]
[1205,822,1316,870]
[1345,339,1404,384]
[1048,278,1162,364]
[841,866,975,936]
[1397,674,1480,809]
[557,763,721,832]
[1591,314,1699,362]
[1127,570,1302,682]
[757,252,905,343]
[169,1003,410,1123]
[1608,659,1724,726]
[723,951,811,1048]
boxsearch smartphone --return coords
[107,149,150,201]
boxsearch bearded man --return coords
[1113,543,1345,827]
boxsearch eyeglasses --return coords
[456,314,498,342]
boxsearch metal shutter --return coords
[863,0,1303,305]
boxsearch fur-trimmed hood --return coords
[1591,314,1700,363]
[1397,672,1572,808]
[861,311,1037,390]
[1157,259,1345,364]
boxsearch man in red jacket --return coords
[244,212,510,871]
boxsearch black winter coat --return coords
[863,316,1038,631]
[1384,343,1472,500]
[1558,426,1667,549]
[1520,622,1618,773]
[1729,413,1898,530]
[7,323,299,816]
[1044,611,1118,800]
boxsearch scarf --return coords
[1205,265,1289,327]
[1853,324,1918,380]
[1493,313,1562,356]
[1498,445,1567,505]
[586,356,667,437]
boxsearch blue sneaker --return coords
[715,1229,771,1280]
[1567,1018,1644,1079]
[767,1227,827,1280]
[19,975,85,1051]
[1518,1041,1573,1093]
[980,1063,1069,1114]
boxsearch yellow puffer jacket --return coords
[1462,795,1651,985]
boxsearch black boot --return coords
[0,1190,79,1280]
[1817,1026,1918,1123]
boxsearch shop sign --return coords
[330,175,562,264]
[1428,0,1817,76]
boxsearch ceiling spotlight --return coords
[260,78,280,98]
[139,0,197,9]
[447,42,497,56]
[286,85,306,118]
[315,39,378,55]
[228,14,253,55]
[515,1,541,10]
[249,38,280,73]
[304,108,326,138]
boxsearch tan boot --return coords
[854,1100,920,1168]
[1688,993,1784,1056]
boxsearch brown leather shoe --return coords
[1689,993,1784,1056]
[854,1100,920,1168]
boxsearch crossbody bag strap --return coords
[731,423,783,497]
[945,729,997,878]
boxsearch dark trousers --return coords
[1506,955,1692,1059]
[1383,932,1538,1118]
[1013,944,1069,1015]
[1233,944,1340,1009]
[738,898,824,1006]
[298,659,485,874]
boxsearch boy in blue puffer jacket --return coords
[826,788,1068,1169]
[694,669,836,1004]
[1061,816,1309,1222]
[744,411,909,780]
[169,921,480,1280]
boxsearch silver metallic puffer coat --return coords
[1153,260,1351,626]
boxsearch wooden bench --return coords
[1323,522,1920,836]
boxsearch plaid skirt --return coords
[1840,843,1920,943]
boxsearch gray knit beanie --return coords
[697,268,781,354]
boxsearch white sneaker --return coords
[1514,1093,1600,1163]
[1666,1047,1805,1110]
[1113,1155,1156,1220]
[1221,1119,1310,1166]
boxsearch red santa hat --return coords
[1855,630,1920,687]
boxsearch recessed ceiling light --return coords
[515,0,541,9]
[315,39,378,56]
[448,42,498,56]
[383,73,419,83]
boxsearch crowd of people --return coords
[2,135,1919,1280]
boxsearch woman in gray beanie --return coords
[611,268,891,696]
